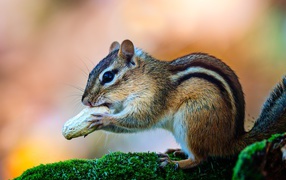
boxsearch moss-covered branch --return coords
[15,152,236,180]
[233,133,286,179]
[15,133,286,180]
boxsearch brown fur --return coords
[82,40,286,169]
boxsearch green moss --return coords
[233,133,286,180]
[15,152,236,180]
[14,159,97,180]
[15,133,286,179]
[232,140,266,180]
[268,133,285,142]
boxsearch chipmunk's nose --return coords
[82,96,92,107]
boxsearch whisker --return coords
[82,55,95,67]
[78,67,89,78]
[72,101,84,113]
[63,83,85,92]
[63,94,82,99]
[63,92,81,102]
[71,56,89,78]
[65,94,82,111]
[76,55,91,73]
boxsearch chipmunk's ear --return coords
[119,39,134,64]
[109,41,120,52]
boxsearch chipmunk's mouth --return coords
[101,103,112,109]
[93,95,117,110]
[94,102,110,107]
[93,99,112,108]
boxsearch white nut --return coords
[62,106,110,140]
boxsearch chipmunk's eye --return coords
[102,71,115,84]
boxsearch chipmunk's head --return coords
[81,40,151,110]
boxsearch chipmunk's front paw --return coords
[87,113,113,129]
[157,153,179,169]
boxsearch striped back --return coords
[169,53,245,137]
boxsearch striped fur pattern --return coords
[82,40,286,169]
[169,53,245,137]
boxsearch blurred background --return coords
[0,0,285,179]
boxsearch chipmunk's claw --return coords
[87,113,113,129]
[87,119,103,129]
[91,113,110,118]
[157,153,179,170]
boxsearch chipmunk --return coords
[81,39,286,169]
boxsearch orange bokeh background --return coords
[0,0,285,179]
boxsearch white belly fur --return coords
[156,110,195,160]
[173,109,195,160]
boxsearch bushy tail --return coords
[244,76,286,145]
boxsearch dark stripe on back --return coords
[169,53,245,136]
[177,72,232,109]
